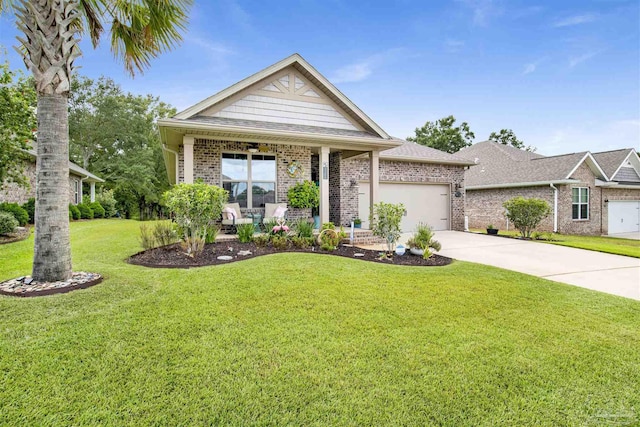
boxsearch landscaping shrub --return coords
[0,211,18,236]
[503,197,551,239]
[69,204,81,220]
[291,236,314,249]
[163,182,228,257]
[77,203,94,219]
[287,180,319,209]
[96,189,117,218]
[205,226,219,244]
[236,223,255,243]
[253,234,269,247]
[153,221,178,247]
[0,202,29,226]
[139,223,156,250]
[21,198,35,224]
[406,223,441,259]
[271,235,289,250]
[369,202,405,254]
[292,219,314,238]
[263,218,278,234]
[318,223,347,251]
[89,201,105,218]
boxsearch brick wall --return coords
[1,159,82,205]
[466,186,555,231]
[557,162,602,235]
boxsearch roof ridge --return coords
[592,148,634,155]
[531,151,587,160]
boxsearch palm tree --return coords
[1,0,191,282]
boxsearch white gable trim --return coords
[174,53,390,139]
[609,149,640,182]
[565,152,609,181]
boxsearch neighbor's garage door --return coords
[608,201,640,235]
[358,182,450,232]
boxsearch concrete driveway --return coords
[426,231,639,300]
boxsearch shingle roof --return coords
[460,141,588,187]
[380,139,476,165]
[592,148,633,179]
[186,115,382,139]
[26,149,104,183]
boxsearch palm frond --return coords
[106,0,191,75]
[79,0,104,47]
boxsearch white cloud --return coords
[553,13,598,28]
[186,36,234,56]
[568,51,598,68]
[445,39,465,52]
[523,63,537,75]
[456,0,502,26]
[331,49,406,84]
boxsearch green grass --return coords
[1,220,639,426]
[471,228,640,258]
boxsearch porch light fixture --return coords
[322,162,328,180]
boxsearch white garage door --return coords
[608,201,640,235]
[358,182,450,232]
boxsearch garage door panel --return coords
[608,201,640,234]
[358,182,450,232]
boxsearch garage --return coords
[358,182,450,232]
[608,201,640,235]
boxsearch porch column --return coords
[183,135,195,184]
[90,182,96,202]
[369,151,379,221]
[320,146,330,225]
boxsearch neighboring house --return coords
[159,54,475,236]
[0,149,104,205]
[461,141,640,235]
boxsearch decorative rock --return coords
[354,253,365,257]
[237,250,252,256]
[0,271,102,297]
[227,247,234,252]
[217,255,233,261]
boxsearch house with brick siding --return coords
[0,149,104,206]
[159,54,475,238]
[461,141,640,236]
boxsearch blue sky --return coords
[1,0,639,155]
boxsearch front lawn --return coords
[1,220,639,426]
[471,228,640,258]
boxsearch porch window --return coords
[222,153,276,208]
[572,187,589,220]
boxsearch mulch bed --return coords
[128,242,452,268]
[0,226,31,245]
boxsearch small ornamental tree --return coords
[369,202,405,254]
[163,182,228,256]
[287,180,319,209]
[503,197,551,239]
[96,189,117,218]
[0,211,18,236]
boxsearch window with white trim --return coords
[74,180,79,204]
[221,153,276,209]
[572,187,589,220]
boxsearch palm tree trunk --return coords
[32,93,72,281]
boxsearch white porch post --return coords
[183,135,195,184]
[90,182,96,202]
[369,151,379,222]
[320,146,330,225]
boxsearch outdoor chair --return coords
[221,203,253,228]
[263,203,288,224]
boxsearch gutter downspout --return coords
[163,144,180,185]
[549,183,558,233]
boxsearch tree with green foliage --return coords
[369,202,405,254]
[68,75,175,220]
[488,129,535,152]
[163,183,228,257]
[1,0,191,282]
[0,54,36,190]
[407,115,475,153]
[503,197,551,239]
